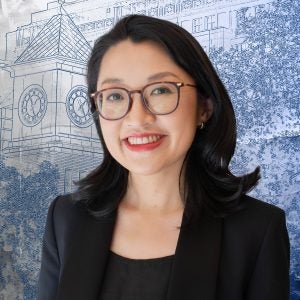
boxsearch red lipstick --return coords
[124,134,165,152]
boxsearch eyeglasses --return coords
[90,81,197,120]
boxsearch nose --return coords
[125,92,155,126]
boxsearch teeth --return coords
[127,135,162,145]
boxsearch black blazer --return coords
[37,194,290,300]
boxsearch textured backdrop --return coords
[0,0,299,299]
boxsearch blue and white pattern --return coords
[66,86,93,128]
[0,0,299,299]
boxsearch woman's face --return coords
[97,39,210,176]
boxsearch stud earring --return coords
[198,122,204,130]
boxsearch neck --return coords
[122,169,184,214]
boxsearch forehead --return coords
[97,39,194,88]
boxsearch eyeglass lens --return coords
[97,82,179,119]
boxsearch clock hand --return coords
[33,98,41,115]
[78,99,87,115]
[33,97,40,106]
[28,98,36,115]
[28,96,41,116]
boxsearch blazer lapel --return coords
[55,205,222,300]
[57,212,116,300]
[166,213,223,300]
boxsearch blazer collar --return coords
[57,209,222,300]
[57,213,116,299]
[166,213,223,300]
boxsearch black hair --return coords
[73,14,260,220]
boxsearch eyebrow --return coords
[148,71,182,81]
[101,78,123,85]
[100,71,182,86]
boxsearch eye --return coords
[105,92,124,102]
[108,93,122,101]
[150,86,172,96]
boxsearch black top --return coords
[37,195,290,300]
[99,251,174,300]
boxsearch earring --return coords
[198,122,204,130]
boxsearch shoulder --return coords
[231,195,285,225]
[217,197,290,298]
[222,195,288,251]
[225,195,286,231]
[46,194,114,257]
[49,194,85,221]
[47,194,94,238]
[48,194,114,229]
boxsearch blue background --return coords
[0,0,299,299]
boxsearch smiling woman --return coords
[96,40,204,178]
[37,15,290,300]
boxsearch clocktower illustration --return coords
[66,85,93,128]
[10,3,98,155]
[18,84,48,127]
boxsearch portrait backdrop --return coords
[0,0,299,299]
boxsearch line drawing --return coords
[0,0,299,299]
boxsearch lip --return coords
[123,133,165,152]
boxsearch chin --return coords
[126,166,163,177]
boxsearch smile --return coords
[127,135,162,145]
[124,134,165,152]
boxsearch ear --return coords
[197,97,213,125]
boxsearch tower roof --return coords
[15,9,92,64]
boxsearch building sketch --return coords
[1,3,101,194]
[0,0,275,191]
[0,0,299,298]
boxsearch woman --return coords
[37,15,290,300]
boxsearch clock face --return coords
[66,86,93,128]
[18,85,47,127]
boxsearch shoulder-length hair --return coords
[74,14,260,220]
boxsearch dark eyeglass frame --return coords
[90,81,197,121]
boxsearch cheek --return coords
[174,100,199,130]
[166,107,198,149]
[176,102,199,143]
[99,119,120,152]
